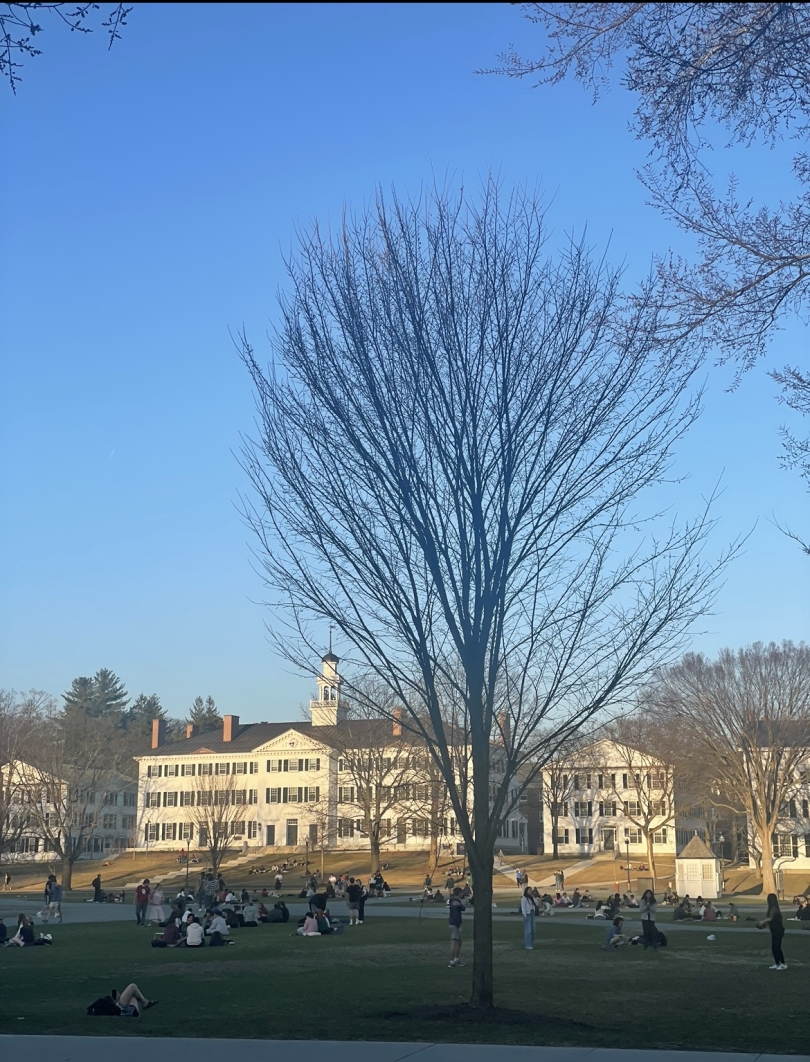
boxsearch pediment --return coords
[254,727,323,754]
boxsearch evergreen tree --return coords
[187,695,222,732]
[62,676,96,716]
[125,693,165,737]
[62,669,129,724]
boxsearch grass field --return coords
[1,913,808,1051]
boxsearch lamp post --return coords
[625,837,631,890]
[305,838,310,882]
[716,833,725,895]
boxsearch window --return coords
[338,818,354,838]
[161,822,177,841]
[622,773,629,789]
[338,758,347,772]
[234,762,247,775]
[649,771,665,790]
[803,800,809,818]
[805,834,810,857]
[773,834,799,859]
[554,828,569,845]
[306,758,321,771]
[146,823,159,842]
[287,787,302,803]
[231,820,245,836]
[164,764,179,777]
[215,789,230,805]
[624,801,641,817]
[575,827,593,845]
[123,792,136,806]
[411,818,430,838]
[597,773,604,789]
[510,820,518,838]
[180,791,195,806]
[652,800,668,816]
[381,818,392,837]
[624,827,642,844]
[574,801,592,817]
[163,792,178,807]
[306,786,320,802]
[610,773,616,788]
[215,762,229,775]
[574,773,591,790]
[248,821,259,839]
[197,790,213,806]
[550,802,568,816]
[249,761,259,774]
[198,763,213,776]
[267,787,279,803]
[234,789,247,805]
[248,789,258,805]
[288,758,300,772]
[181,763,196,777]
[653,828,668,844]
[599,801,617,816]
[702,862,714,880]
[102,814,117,830]
[145,792,161,808]
[268,759,281,772]
[146,765,162,778]
[180,823,193,840]
[338,786,355,803]
[122,815,136,830]
[788,799,798,818]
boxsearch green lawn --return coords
[1,916,808,1052]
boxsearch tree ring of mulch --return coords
[379,1004,593,1030]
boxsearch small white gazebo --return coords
[676,834,721,899]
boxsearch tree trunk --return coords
[369,832,381,875]
[551,811,559,859]
[646,831,657,888]
[429,828,439,869]
[469,842,494,1009]
[756,820,777,896]
[61,858,74,891]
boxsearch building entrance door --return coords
[266,824,275,846]
[286,819,298,847]
[602,828,616,852]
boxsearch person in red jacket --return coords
[135,879,151,926]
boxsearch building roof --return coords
[135,717,418,758]
[676,835,718,860]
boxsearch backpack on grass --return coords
[86,996,122,1017]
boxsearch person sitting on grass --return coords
[727,902,740,922]
[206,909,232,946]
[242,902,259,927]
[5,913,51,947]
[297,913,320,936]
[0,917,6,944]
[702,901,718,922]
[602,916,628,950]
[151,922,181,948]
[796,899,810,923]
[315,910,333,934]
[184,916,205,947]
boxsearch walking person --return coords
[758,893,787,969]
[3,871,11,890]
[43,876,63,923]
[135,879,150,926]
[639,889,658,951]
[520,886,538,950]
[447,886,466,967]
[92,874,104,903]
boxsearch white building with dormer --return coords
[133,651,530,856]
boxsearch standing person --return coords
[43,875,53,909]
[135,879,150,926]
[346,876,362,926]
[92,874,104,903]
[146,884,165,926]
[447,887,466,967]
[358,880,368,924]
[43,877,63,923]
[758,893,787,970]
[273,871,283,896]
[498,849,504,867]
[520,886,538,950]
[639,889,659,951]
[3,871,11,890]
[553,870,561,891]
[559,870,565,891]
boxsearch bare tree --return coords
[649,641,810,896]
[240,181,730,1008]
[23,710,128,889]
[2,2,131,93]
[0,690,49,858]
[493,4,810,541]
[185,770,247,878]
[542,740,583,861]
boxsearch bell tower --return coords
[310,637,347,726]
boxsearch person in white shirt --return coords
[206,911,231,946]
[520,887,538,950]
[185,917,205,947]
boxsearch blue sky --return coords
[1,3,807,723]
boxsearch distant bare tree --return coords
[649,641,810,896]
[0,690,50,858]
[185,771,247,878]
[1,2,131,93]
[493,4,810,544]
[240,181,730,1008]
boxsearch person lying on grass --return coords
[87,984,159,1016]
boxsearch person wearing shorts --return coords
[448,887,466,967]
[43,878,63,923]
[346,877,362,925]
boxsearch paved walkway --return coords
[1,1036,807,1062]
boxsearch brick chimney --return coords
[497,712,510,746]
[151,719,166,750]
[392,707,402,737]
[186,723,199,740]
[223,715,239,743]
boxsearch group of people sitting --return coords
[151,897,291,948]
[672,896,734,921]
[0,913,53,947]
[296,909,340,936]
[790,896,810,926]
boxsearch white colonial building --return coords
[134,652,530,856]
